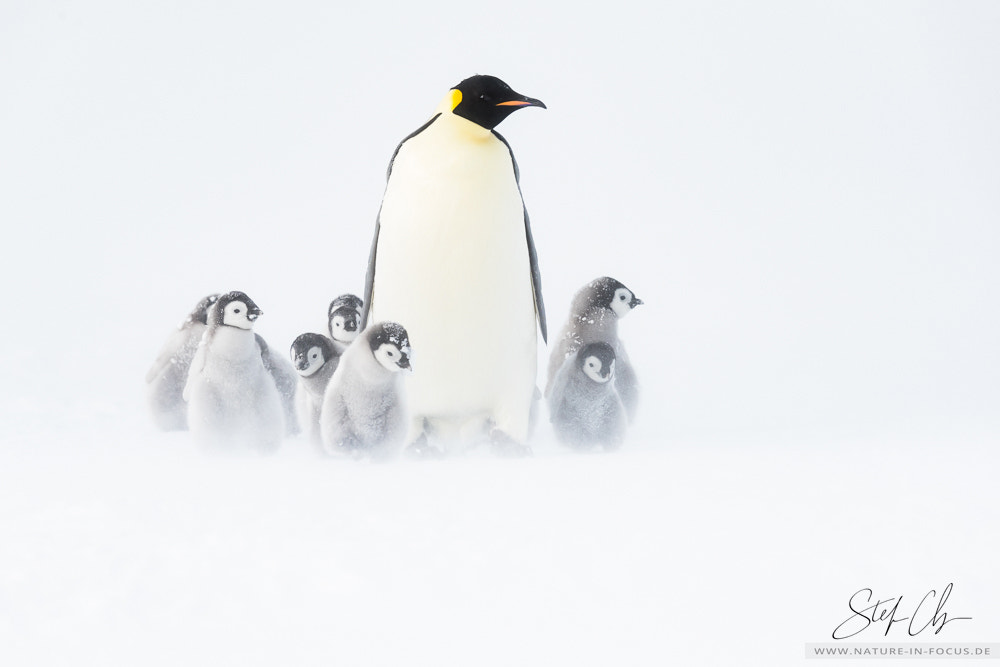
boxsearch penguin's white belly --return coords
[372,120,536,424]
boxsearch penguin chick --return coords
[548,342,627,449]
[545,277,643,422]
[319,321,411,457]
[256,333,300,437]
[184,291,285,453]
[290,333,340,446]
[145,293,219,431]
[327,296,362,354]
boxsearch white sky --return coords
[1,1,998,444]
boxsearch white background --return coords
[1,1,997,665]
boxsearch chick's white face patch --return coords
[583,356,612,383]
[330,315,358,343]
[611,288,633,318]
[375,343,408,373]
[223,301,254,329]
[299,346,325,376]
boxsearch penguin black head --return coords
[449,75,545,130]
[290,333,337,376]
[328,305,361,344]
[184,294,220,327]
[368,322,412,373]
[328,294,363,319]
[211,291,262,330]
[580,277,643,319]
[578,342,616,384]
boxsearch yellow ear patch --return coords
[436,89,464,115]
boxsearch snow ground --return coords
[1,418,997,666]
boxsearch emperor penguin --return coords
[547,342,627,449]
[183,291,285,453]
[327,294,363,354]
[145,293,219,431]
[546,277,643,421]
[360,74,547,453]
[290,332,340,446]
[255,333,300,436]
[319,321,411,457]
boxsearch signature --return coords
[832,583,972,640]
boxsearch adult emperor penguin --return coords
[145,293,219,431]
[548,342,627,450]
[290,332,340,446]
[184,291,285,453]
[361,74,547,454]
[546,277,643,422]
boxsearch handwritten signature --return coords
[832,583,972,640]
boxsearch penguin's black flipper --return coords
[360,219,379,331]
[523,206,547,343]
[493,130,547,344]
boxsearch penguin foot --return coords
[489,429,533,458]
[404,433,445,460]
